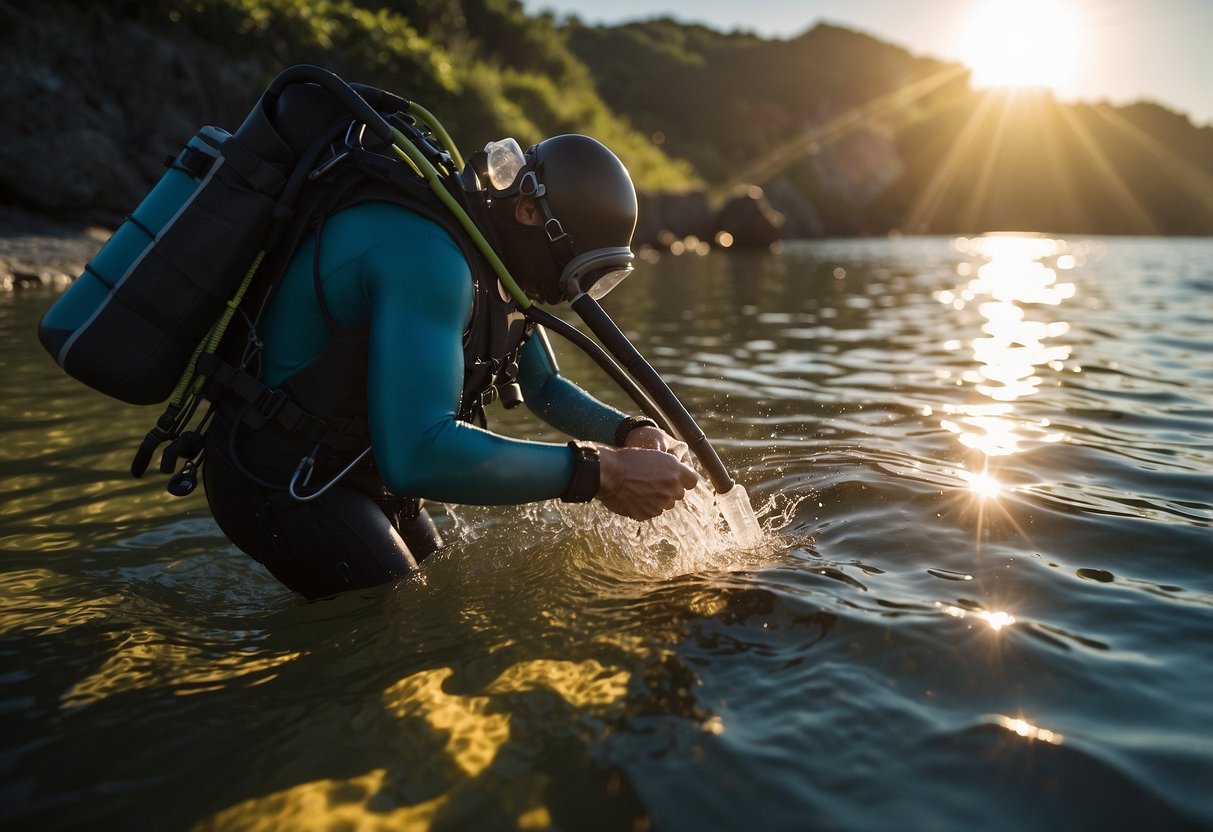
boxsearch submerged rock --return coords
[713,186,786,248]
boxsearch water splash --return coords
[547,481,797,579]
[435,483,804,585]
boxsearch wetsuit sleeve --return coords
[361,236,577,504]
[516,328,629,444]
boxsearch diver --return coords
[201,133,700,598]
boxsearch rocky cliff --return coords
[0,2,265,223]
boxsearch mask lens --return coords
[586,267,632,300]
[483,138,526,193]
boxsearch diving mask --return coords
[473,135,638,302]
[475,138,540,197]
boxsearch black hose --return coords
[524,306,675,437]
[568,295,736,494]
[266,65,398,146]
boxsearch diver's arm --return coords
[517,326,689,458]
[358,226,697,515]
[363,238,576,504]
[516,326,634,444]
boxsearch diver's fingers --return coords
[597,446,699,520]
[623,426,694,466]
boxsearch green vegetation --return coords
[30,1,1213,234]
[568,21,951,183]
[88,0,699,191]
[567,18,1213,235]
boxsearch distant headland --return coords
[2,0,1210,252]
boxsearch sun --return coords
[957,0,1081,91]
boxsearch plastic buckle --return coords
[519,170,546,198]
[131,427,169,479]
[256,388,287,421]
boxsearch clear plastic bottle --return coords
[716,484,763,547]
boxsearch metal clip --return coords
[308,121,367,180]
[288,447,372,502]
[309,151,349,181]
[544,216,568,244]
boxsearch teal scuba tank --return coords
[37,65,433,408]
[37,122,287,405]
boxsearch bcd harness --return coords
[192,145,529,498]
[173,126,530,500]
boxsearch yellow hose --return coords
[408,102,465,170]
[168,250,265,408]
[388,130,531,310]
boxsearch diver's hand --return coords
[623,425,691,464]
[597,445,699,521]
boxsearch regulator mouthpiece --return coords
[560,246,635,301]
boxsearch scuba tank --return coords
[37,66,517,492]
[36,67,417,406]
[37,125,282,405]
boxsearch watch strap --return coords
[614,415,659,446]
[560,441,600,503]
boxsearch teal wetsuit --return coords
[203,202,629,596]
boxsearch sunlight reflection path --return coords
[931,233,1086,561]
[938,234,1078,463]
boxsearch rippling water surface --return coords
[2,234,1211,830]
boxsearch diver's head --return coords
[470,134,638,304]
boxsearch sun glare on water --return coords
[957,0,1081,91]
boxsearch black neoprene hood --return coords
[528,134,638,257]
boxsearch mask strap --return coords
[521,172,576,265]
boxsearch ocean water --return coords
[1,234,1210,830]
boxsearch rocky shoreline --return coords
[0,182,788,292]
[0,206,111,291]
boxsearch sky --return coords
[519,0,1213,127]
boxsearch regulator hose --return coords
[568,294,737,495]
[523,306,674,436]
